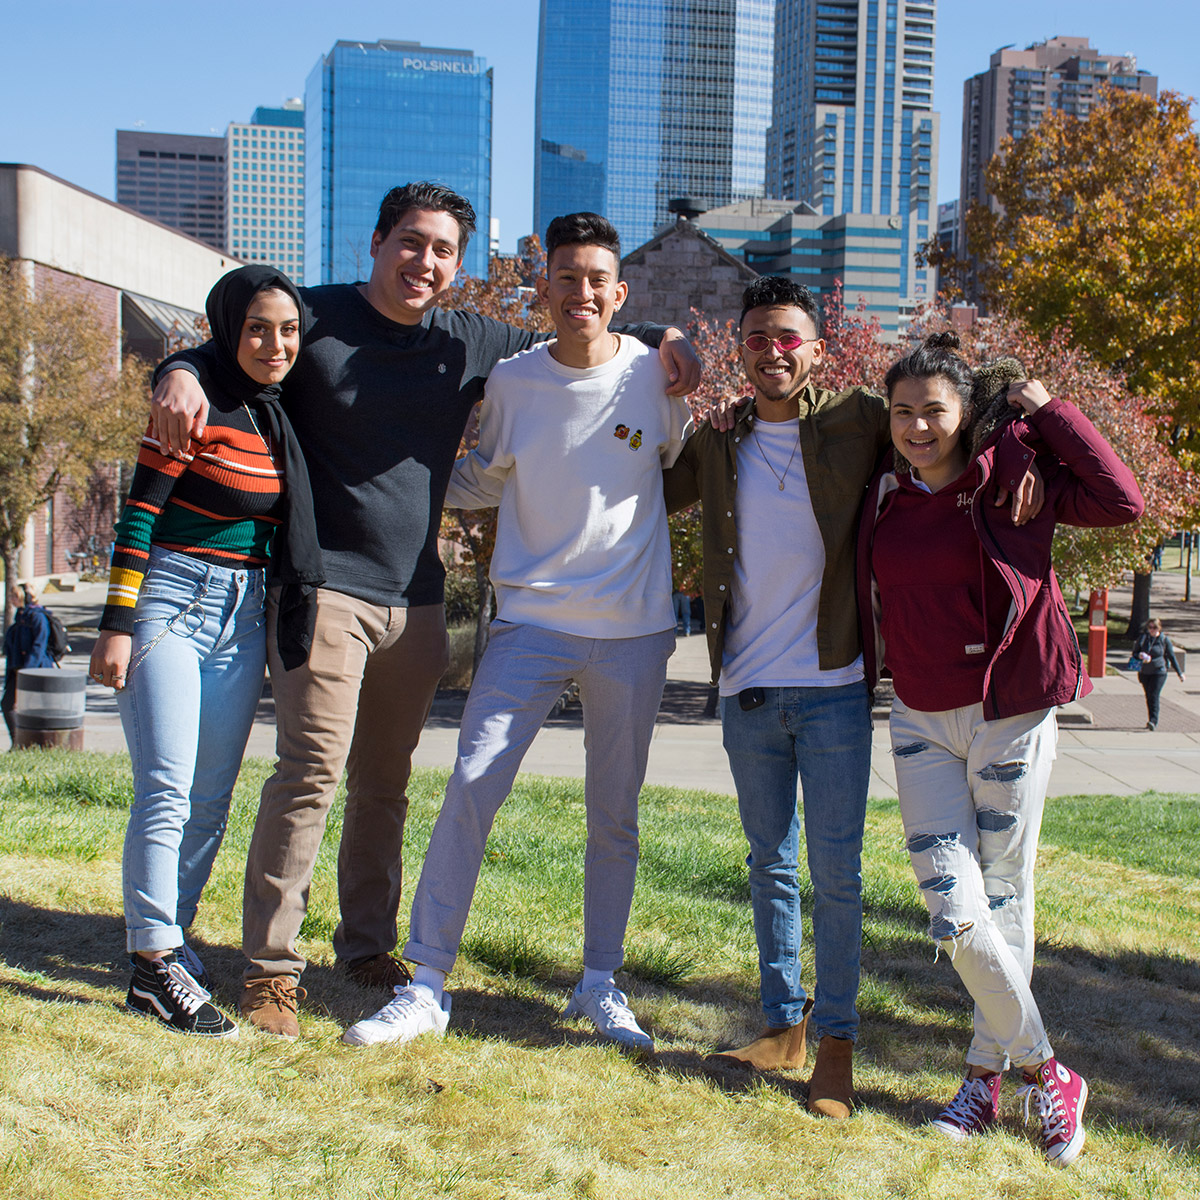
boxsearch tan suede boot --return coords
[707,998,813,1070]
[241,977,306,1039]
[806,1034,854,1119]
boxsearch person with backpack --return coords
[2,585,58,745]
[1132,617,1185,730]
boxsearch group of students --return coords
[88,182,1142,1171]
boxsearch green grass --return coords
[0,751,1198,1199]
[1040,793,1200,880]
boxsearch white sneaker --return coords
[564,982,654,1052]
[342,983,451,1047]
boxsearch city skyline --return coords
[4,1,1199,258]
[766,0,937,313]
[535,0,774,252]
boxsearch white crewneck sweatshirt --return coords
[446,337,690,638]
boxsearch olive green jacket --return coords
[663,382,889,686]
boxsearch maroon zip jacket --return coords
[857,396,1144,720]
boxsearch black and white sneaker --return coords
[126,953,238,1038]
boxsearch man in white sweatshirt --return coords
[343,212,691,1052]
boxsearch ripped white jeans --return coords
[890,698,1058,1073]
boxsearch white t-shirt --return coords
[720,416,864,695]
[446,337,691,639]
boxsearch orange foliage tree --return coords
[966,88,1200,451]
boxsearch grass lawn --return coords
[1,751,1197,1199]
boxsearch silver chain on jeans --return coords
[126,591,206,684]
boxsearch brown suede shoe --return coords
[241,977,306,1039]
[707,998,813,1071]
[806,1034,854,1119]
[342,953,413,990]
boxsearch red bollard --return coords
[1086,588,1108,678]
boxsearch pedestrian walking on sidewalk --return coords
[2,585,56,745]
[858,335,1143,1167]
[1133,617,1185,730]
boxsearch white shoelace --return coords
[1019,1081,1066,1142]
[940,1078,994,1127]
[593,988,640,1031]
[374,986,435,1024]
[161,960,211,1016]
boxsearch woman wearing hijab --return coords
[91,266,322,1037]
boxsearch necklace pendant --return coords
[778,481,785,491]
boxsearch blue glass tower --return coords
[765,0,939,314]
[534,0,774,253]
[305,39,492,285]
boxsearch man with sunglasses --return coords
[665,275,1042,1119]
[663,274,884,1118]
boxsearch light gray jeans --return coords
[890,698,1058,1073]
[405,620,675,975]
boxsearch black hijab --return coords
[195,265,324,669]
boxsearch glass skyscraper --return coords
[535,0,774,253]
[305,39,492,285]
[766,0,939,311]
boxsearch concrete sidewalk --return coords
[37,569,1200,800]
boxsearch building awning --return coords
[123,292,205,341]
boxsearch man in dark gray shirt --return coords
[152,183,699,1037]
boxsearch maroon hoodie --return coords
[857,396,1144,719]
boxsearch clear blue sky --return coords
[3,1,1197,254]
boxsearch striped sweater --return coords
[100,403,285,634]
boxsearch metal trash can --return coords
[14,668,86,750]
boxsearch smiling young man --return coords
[342,212,690,1052]
[663,275,888,1117]
[664,277,1044,1117]
[149,187,700,1039]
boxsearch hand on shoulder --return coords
[1006,379,1052,415]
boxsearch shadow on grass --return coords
[0,896,248,1014]
[3,896,1198,1151]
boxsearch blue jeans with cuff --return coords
[720,682,872,1040]
[119,548,266,954]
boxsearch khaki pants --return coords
[242,588,448,981]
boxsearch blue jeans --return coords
[720,683,872,1040]
[119,548,267,953]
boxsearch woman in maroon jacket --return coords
[857,333,1142,1168]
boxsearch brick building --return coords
[620,214,758,330]
[1,163,238,585]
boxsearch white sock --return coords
[581,967,616,992]
[411,965,447,1003]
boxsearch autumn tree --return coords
[436,239,553,668]
[965,88,1200,448]
[0,258,148,628]
[817,279,894,396]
